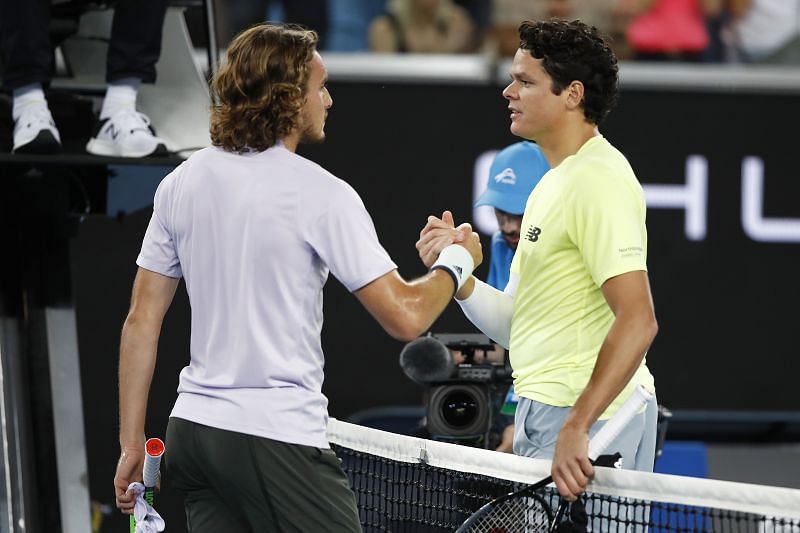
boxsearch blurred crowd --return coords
[215,0,800,64]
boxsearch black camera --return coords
[399,333,513,448]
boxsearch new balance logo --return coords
[526,226,542,242]
[107,123,120,140]
[493,168,516,185]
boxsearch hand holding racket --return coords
[129,437,165,532]
[114,445,145,515]
[456,385,653,533]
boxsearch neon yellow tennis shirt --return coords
[509,135,655,419]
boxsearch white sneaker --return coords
[85,108,168,157]
[12,105,62,154]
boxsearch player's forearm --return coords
[563,311,658,433]
[395,269,458,339]
[455,276,475,300]
[118,317,161,448]
[361,269,455,341]
[456,278,514,349]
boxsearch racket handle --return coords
[130,438,165,532]
[143,438,165,488]
[587,384,653,461]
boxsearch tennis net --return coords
[328,418,800,533]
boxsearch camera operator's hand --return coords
[452,343,505,365]
[495,424,515,453]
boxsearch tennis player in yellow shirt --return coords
[417,19,659,502]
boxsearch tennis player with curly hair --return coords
[113,23,481,532]
[417,19,659,502]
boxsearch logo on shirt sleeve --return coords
[619,246,643,258]
[525,226,542,243]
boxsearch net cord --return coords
[327,418,800,520]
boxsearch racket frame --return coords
[455,385,653,533]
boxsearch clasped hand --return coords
[415,210,482,269]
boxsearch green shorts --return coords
[165,417,362,533]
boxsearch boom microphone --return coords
[399,336,456,384]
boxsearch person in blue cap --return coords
[475,141,550,292]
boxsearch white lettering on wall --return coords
[643,155,708,241]
[471,152,798,243]
[741,156,800,243]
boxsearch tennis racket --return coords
[456,384,653,533]
[130,437,165,533]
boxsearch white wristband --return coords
[431,244,475,293]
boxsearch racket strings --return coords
[464,494,552,533]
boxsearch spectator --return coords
[327,0,388,51]
[722,0,800,64]
[703,0,730,61]
[487,1,629,58]
[369,0,476,53]
[0,0,169,156]
[624,0,724,61]
[214,0,329,49]
[456,0,492,36]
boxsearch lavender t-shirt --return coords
[137,144,396,448]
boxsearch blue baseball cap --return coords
[474,141,550,215]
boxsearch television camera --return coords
[399,333,513,448]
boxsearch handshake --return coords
[415,210,483,299]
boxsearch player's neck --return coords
[281,132,300,153]
[537,122,599,169]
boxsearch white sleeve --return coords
[456,276,515,349]
[504,271,519,297]
[137,170,183,279]
[306,182,397,292]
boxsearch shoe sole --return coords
[86,138,168,158]
[13,130,62,155]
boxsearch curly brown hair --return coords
[210,24,318,152]
[519,19,619,125]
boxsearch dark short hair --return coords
[210,24,318,152]
[518,19,618,125]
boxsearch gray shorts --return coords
[513,394,658,472]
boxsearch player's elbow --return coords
[390,328,420,343]
[643,314,659,347]
[384,316,428,342]
[122,306,163,336]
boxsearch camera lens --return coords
[441,391,478,428]
[427,383,490,437]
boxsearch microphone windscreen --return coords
[399,336,455,384]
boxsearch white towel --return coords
[127,482,165,533]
